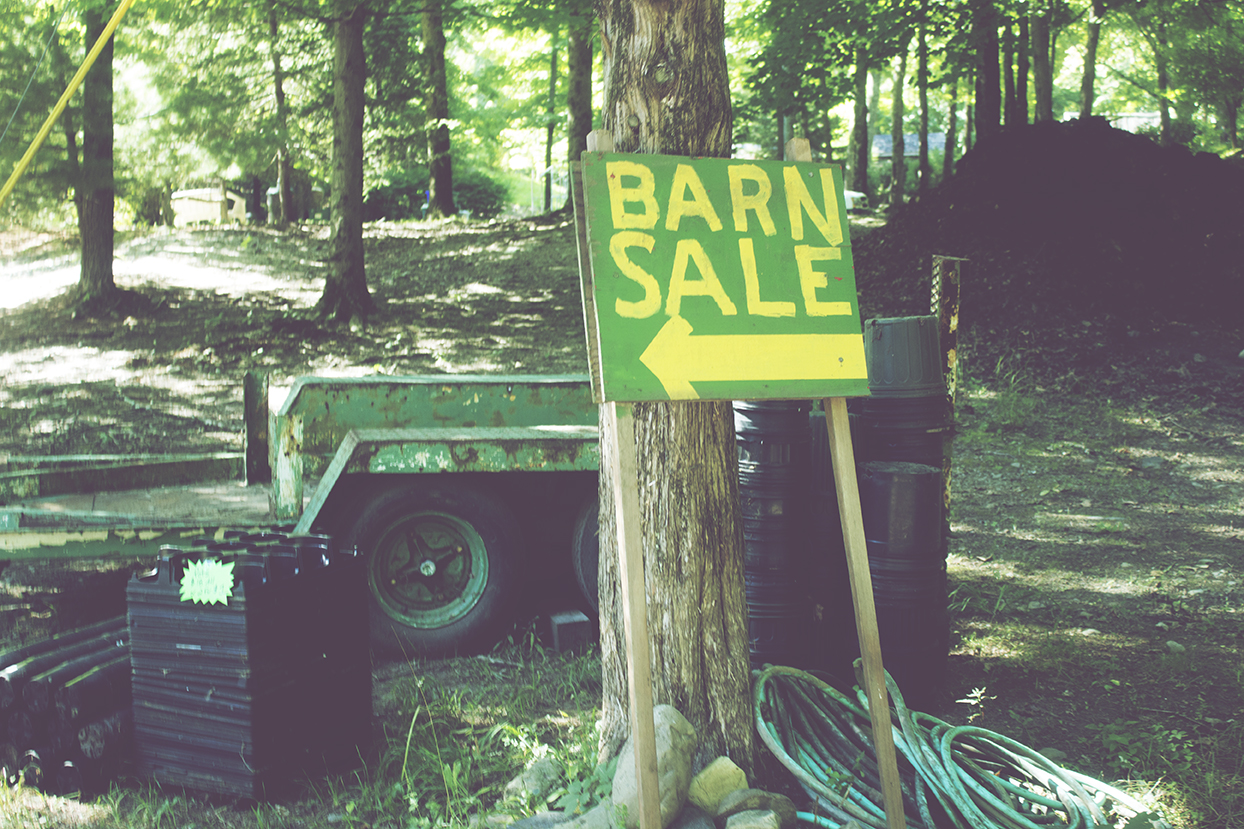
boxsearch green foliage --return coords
[365,163,510,221]
[454,167,511,219]
[1092,719,1196,779]
[555,754,616,815]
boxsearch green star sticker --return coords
[179,558,236,605]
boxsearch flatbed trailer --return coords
[1,374,602,658]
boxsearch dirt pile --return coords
[854,118,1244,393]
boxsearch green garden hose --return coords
[754,664,1170,829]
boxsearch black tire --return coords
[570,496,599,615]
[343,479,523,659]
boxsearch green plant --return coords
[555,754,617,815]
[1092,719,1196,779]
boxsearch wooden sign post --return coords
[573,131,904,829]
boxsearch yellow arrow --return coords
[638,315,867,400]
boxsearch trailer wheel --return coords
[344,481,522,658]
[570,496,599,615]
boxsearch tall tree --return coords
[423,0,455,217]
[890,37,910,206]
[972,0,1002,140]
[917,2,930,196]
[77,2,119,313]
[849,58,871,196]
[317,1,375,323]
[544,25,559,212]
[594,0,753,775]
[269,0,293,226]
[1032,0,1054,120]
[1079,0,1106,116]
[565,0,595,170]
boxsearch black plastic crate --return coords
[127,535,370,799]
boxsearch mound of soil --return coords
[855,118,1244,398]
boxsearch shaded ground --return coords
[1,120,1243,826]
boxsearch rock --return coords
[687,756,748,813]
[467,815,516,829]
[612,705,698,829]
[714,789,798,829]
[506,757,565,802]
[1140,456,1165,470]
[1038,747,1068,764]
[724,811,780,829]
[562,803,615,829]
[1026,601,1046,611]
[1080,628,1101,636]
[668,804,716,829]
[509,812,576,829]
[1166,640,1187,654]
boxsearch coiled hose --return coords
[754,665,1170,829]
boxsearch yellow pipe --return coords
[0,0,139,209]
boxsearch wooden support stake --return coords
[244,371,271,484]
[586,128,660,829]
[783,136,905,829]
[606,403,662,829]
[932,255,965,519]
[274,414,303,521]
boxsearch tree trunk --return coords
[269,0,293,227]
[77,5,118,312]
[1079,0,1103,118]
[423,0,456,217]
[966,66,975,150]
[1017,14,1029,123]
[1155,14,1172,146]
[317,2,375,324]
[565,2,593,207]
[1003,22,1016,126]
[595,0,753,776]
[917,10,930,196]
[849,57,870,198]
[1032,2,1053,122]
[973,0,1001,141]
[544,27,559,213]
[890,41,909,207]
[944,71,958,179]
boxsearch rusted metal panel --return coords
[291,427,599,533]
[275,374,598,477]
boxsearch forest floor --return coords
[1,119,1244,828]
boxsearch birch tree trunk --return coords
[890,41,909,207]
[849,57,870,199]
[423,0,456,217]
[595,0,753,776]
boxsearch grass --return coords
[0,638,608,829]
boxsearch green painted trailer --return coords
[0,374,603,658]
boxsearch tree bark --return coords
[1017,14,1029,122]
[917,10,930,196]
[849,57,870,198]
[1003,22,1016,126]
[317,2,375,324]
[566,3,594,160]
[1079,0,1103,118]
[544,27,559,213]
[423,0,456,217]
[944,70,958,179]
[595,0,753,776]
[77,5,118,312]
[972,0,1001,141]
[1032,2,1053,122]
[890,40,909,206]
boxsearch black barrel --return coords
[859,461,948,710]
[854,315,953,490]
[734,400,812,669]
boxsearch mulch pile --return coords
[853,117,1244,397]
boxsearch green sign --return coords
[579,152,869,402]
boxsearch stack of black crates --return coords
[126,531,370,799]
